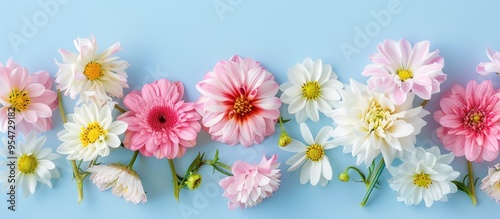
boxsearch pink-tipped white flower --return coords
[0,59,57,135]
[219,154,281,209]
[477,47,500,76]
[362,39,446,105]
[195,55,281,147]
[480,163,500,204]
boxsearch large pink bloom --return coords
[362,39,446,105]
[219,154,281,210]
[118,79,201,159]
[195,55,281,147]
[434,80,500,162]
[477,47,500,76]
[0,59,57,135]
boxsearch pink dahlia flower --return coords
[362,39,446,105]
[434,80,500,162]
[195,55,281,147]
[0,59,57,135]
[219,154,281,210]
[118,79,201,159]
[477,47,500,76]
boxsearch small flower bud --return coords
[186,173,202,190]
[339,171,350,182]
[278,132,292,147]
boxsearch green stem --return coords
[114,104,127,113]
[278,117,286,132]
[345,166,367,185]
[168,159,180,201]
[421,99,429,107]
[360,158,385,206]
[128,151,139,169]
[467,161,477,206]
[58,91,67,123]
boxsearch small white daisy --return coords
[388,146,459,207]
[0,131,60,198]
[280,58,343,123]
[57,102,128,162]
[280,123,335,186]
[480,163,500,203]
[87,164,147,204]
[55,35,129,105]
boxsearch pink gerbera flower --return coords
[118,79,201,159]
[219,154,281,210]
[195,55,281,147]
[362,39,446,105]
[477,47,500,76]
[434,80,500,162]
[0,59,57,135]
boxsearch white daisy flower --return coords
[480,163,500,203]
[280,58,343,123]
[55,35,129,106]
[57,102,128,162]
[327,79,428,166]
[87,164,147,204]
[0,131,60,198]
[280,123,335,186]
[388,146,459,207]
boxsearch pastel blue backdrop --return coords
[1,0,500,218]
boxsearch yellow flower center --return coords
[83,62,103,80]
[413,172,432,188]
[229,94,253,119]
[471,112,483,125]
[306,144,324,162]
[302,81,321,100]
[9,89,30,112]
[365,100,390,131]
[80,122,107,146]
[465,110,486,132]
[18,154,38,174]
[397,69,413,82]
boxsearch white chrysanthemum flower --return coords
[280,123,335,186]
[55,35,129,105]
[0,131,60,198]
[280,58,343,123]
[480,163,500,203]
[388,146,459,207]
[87,164,147,204]
[57,102,127,161]
[327,79,428,166]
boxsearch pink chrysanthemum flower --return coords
[219,154,281,210]
[477,47,500,76]
[434,80,500,162]
[362,39,446,105]
[195,55,281,147]
[118,79,201,159]
[480,163,500,203]
[0,59,57,135]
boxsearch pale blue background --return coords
[1,0,500,218]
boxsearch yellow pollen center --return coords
[83,62,103,80]
[80,122,107,146]
[413,172,432,188]
[397,69,413,82]
[9,89,30,112]
[18,155,38,174]
[365,100,389,130]
[306,144,324,162]
[229,95,253,119]
[302,81,321,100]
[471,112,483,124]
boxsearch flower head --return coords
[280,123,334,186]
[57,102,128,161]
[280,58,343,122]
[480,163,500,203]
[388,146,459,207]
[185,173,202,190]
[328,79,429,166]
[362,39,446,105]
[477,47,500,76]
[87,164,147,204]
[0,59,57,135]
[55,35,129,105]
[434,80,500,162]
[195,55,281,147]
[219,154,281,209]
[0,131,60,198]
[118,79,201,159]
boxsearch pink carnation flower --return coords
[195,55,281,147]
[219,154,281,210]
[362,39,446,105]
[0,59,57,135]
[477,47,500,76]
[118,79,201,159]
[434,80,500,162]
